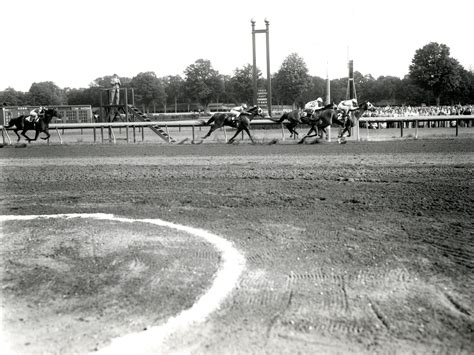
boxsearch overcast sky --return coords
[1,0,473,91]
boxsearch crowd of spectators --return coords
[366,104,473,117]
[360,104,473,129]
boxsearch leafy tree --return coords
[447,68,474,104]
[28,81,66,105]
[65,87,102,107]
[164,75,184,112]
[183,59,223,108]
[220,74,232,104]
[409,42,463,106]
[367,76,403,105]
[130,72,167,112]
[299,76,326,105]
[352,72,375,102]
[0,87,28,106]
[227,64,260,104]
[328,78,347,104]
[273,53,310,106]
[394,76,434,105]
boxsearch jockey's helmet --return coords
[317,97,323,103]
[242,104,248,110]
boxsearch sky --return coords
[1,0,473,92]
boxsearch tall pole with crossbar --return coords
[251,19,272,117]
[251,20,258,106]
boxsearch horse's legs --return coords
[41,129,50,140]
[202,126,218,139]
[21,130,32,142]
[339,118,352,138]
[298,125,318,144]
[242,126,255,144]
[332,117,345,138]
[227,128,243,143]
[31,130,40,141]
[344,116,354,137]
[313,125,320,138]
[320,127,328,140]
[13,129,21,141]
[290,128,299,139]
[316,122,329,139]
[285,122,299,138]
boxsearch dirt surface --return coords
[0,139,473,354]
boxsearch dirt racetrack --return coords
[0,138,473,354]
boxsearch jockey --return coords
[28,106,46,122]
[304,97,324,117]
[337,99,359,120]
[230,103,248,121]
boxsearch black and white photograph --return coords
[1,0,473,354]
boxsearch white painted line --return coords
[0,214,246,354]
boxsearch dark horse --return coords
[299,101,375,144]
[272,109,306,138]
[273,104,336,139]
[202,105,264,143]
[5,108,61,143]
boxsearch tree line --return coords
[1,42,473,112]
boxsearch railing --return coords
[358,115,474,139]
[1,115,473,145]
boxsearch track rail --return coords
[1,116,473,145]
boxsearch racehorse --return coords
[336,101,376,138]
[299,101,375,144]
[272,110,306,138]
[202,105,264,143]
[273,104,336,139]
[4,108,61,143]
